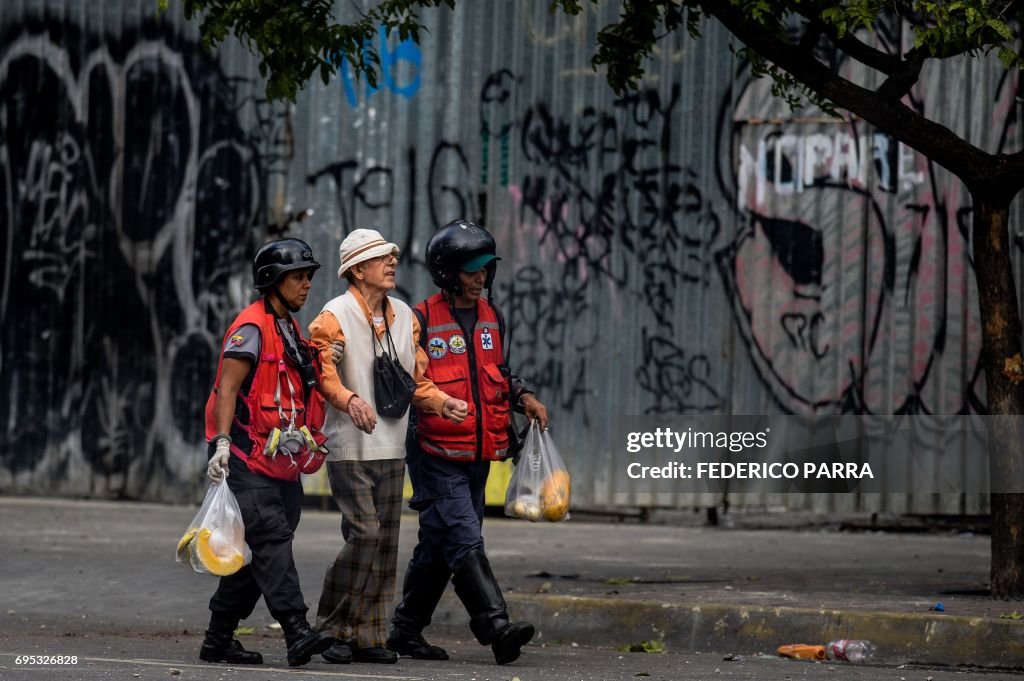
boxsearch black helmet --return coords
[425,219,500,293]
[252,238,321,291]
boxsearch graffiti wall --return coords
[0,9,288,498]
[1,2,1014,513]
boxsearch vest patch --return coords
[428,337,448,359]
[480,328,493,350]
[448,334,468,354]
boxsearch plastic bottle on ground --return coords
[776,644,826,660]
[826,639,876,663]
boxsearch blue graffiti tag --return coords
[340,26,421,107]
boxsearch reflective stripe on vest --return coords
[420,440,476,461]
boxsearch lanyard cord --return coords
[275,361,298,427]
[370,298,398,359]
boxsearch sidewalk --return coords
[0,496,1020,671]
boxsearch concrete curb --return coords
[432,594,1024,669]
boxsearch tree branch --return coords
[876,46,927,100]
[831,30,901,75]
[699,1,1023,191]
[792,8,901,74]
[798,19,824,53]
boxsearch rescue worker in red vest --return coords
[386,219,549,666]
[201,238,334,668]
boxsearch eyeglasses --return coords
[374,253,399,266]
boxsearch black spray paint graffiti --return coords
[306,141,474,300]
[635,327,723,415]
[514,84,720,300]
[495,266,594,420]
[0,22,269,495]
[309,69,728,420]
[497,74,724,416]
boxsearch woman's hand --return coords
[347,395,377,434]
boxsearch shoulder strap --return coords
[369,297,401,359]
[485,298,510,367]
[414,305,429,351]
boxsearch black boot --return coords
[280,613,335,667]
[199,613,263,664]
[387,561,451,660]
[452,549,534,665]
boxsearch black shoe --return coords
[353,646,399,664]
[321,642,353,664]
[492,622,535,665]
[386,631,449,660]
[199,633,264,665]
[280,614,335,667]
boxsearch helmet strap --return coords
[269,285,300,315]
[447,276,463,297]
[446,292,459,322]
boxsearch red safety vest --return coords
[204,301,327,480]
[415,293,510,462]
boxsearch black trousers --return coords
[405,439,490,573]
[208,460,307,621]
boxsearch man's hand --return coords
[521,394,549,431]
[348,395,377,434]
[330,340,345,365]
[207,438,231,482]
[442,398,469,424]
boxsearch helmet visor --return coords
[460,253,499,273]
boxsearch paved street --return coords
[0,496,1020,676]
[0,631,1009,681]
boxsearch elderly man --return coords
[309,229,467,665]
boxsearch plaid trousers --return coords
[316,458,405,648]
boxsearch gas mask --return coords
[263,359,321,467]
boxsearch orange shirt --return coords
[308,288,449,416]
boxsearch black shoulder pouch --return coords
[372,310,416,419]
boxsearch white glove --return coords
[207,438,231,482]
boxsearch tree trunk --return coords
[971,192,1024,598]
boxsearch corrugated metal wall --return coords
[1,0,1013,515]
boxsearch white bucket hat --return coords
[337,228,400,278]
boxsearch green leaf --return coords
[617,639,667,653]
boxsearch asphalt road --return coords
[0,631,1012,681]
[1,496,1016,675]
